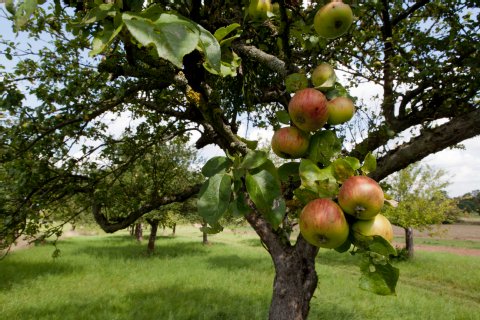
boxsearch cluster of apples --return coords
[270,1,394,250]
[271,63,355,159]
[299,176,394,249]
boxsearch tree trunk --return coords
[172,223,176,236]
[134,222,143,242]
[405,227,414,259]
[146,219,159,254]
[245,209,319,320]
[269,237,319,320]
[201,220,209,245]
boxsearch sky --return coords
[1,4,479,198]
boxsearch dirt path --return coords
[413,244,480,256]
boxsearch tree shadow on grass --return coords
[3,285,270,320]
[0,260,75,291]
[206,254,272,272]
[73,239,217,261]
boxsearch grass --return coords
[1,226,479,320]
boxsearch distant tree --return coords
[457,190,480,215]
[383,163,462,258]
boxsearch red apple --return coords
[299,198,349,249]
[314,0,354,39]
[327,96,355,125]
[271,126,310,159]
[338,175,384,220]
[288,88,328,132]
[352,214,394,244]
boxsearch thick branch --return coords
[92,183,202,233]
[370,108,480,181]
[392,0,431,26]
[232,43,287,77]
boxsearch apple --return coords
[288,88,328,132]
[271,126,310,159]
[299,198,349,249]
[311,63,336,88]
[338,175,384,220]
[327,96,355,125]
[314,0,354,39]
[352,214,394,244]
[248,0,273,19]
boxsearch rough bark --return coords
[201,220,209,245]
[245,208,319,320]
[405,227,414,259]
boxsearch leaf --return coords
[308,130,342,165]
[229,192,251,217]
[201,156,231,177]
[315,178,339,198]
[122,12,199,68]
[197,24,221,73]
[214,23,241,42]
[197,174,232,225]
[200,222,224,234]
[245,170,285,228]
[293,188,319,205]
[14,0,38,30]
[275,110,291,125]
[78,3,115,25]
[334,238,352,253]
[359,259,399,295]
[344,156,361,170]
[299,159,336,193]
[278,162,300,182]
[331,158,355,183]
[368,236,397,257]
[236,135,258,150]
[90,21,124,56]
[239,150,268,170]
[361,152,377,175]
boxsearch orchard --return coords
[1,1,478,320]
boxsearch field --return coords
[1,225,479,320]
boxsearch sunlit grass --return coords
[0,226,479,320]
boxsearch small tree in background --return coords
[383,163,462,258]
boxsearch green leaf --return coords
[78,3,115,25]
[245,170,285,228]
[293,188,319,205]
[299,159,336,193]
[239,150,268,170]
[14,0,38,30]
[6,0,15,15]
[275,110,291,125]
[229,192,251,217]
[214,23,241,42]
[278,162,300,182]
[201,156,231,177]
[361,152,377,175]
[344,156,361,170]
[334,238,352,253]
[122,12,199,68]
[236,135,258,150]
[359,258,399,295]
[315,178,339,198]
[368,236,397,257]
[308,130,342,165]
[90,21,124,56]
[197,173,232,225]
[331,158,355,183]
[197,24,221,73]
[200,222,224,234]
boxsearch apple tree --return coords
[1,0,479,319]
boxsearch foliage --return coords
[1,0,479,317]
[382,163,463,230]
[457,190,480,215]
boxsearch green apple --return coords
[288,88,328,132]
[311,63,336,88]
[352,214,394,244]
[248,0,273,19]
[299,198,349,249]
[314,0,354,39]
[327,96,355,125]
[271,126,310,159]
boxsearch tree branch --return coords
[92,183,202,233]
[392,0,431,26]
[370,107,480,181]
[232,42,288,77]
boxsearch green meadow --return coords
[1,226,479,320]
